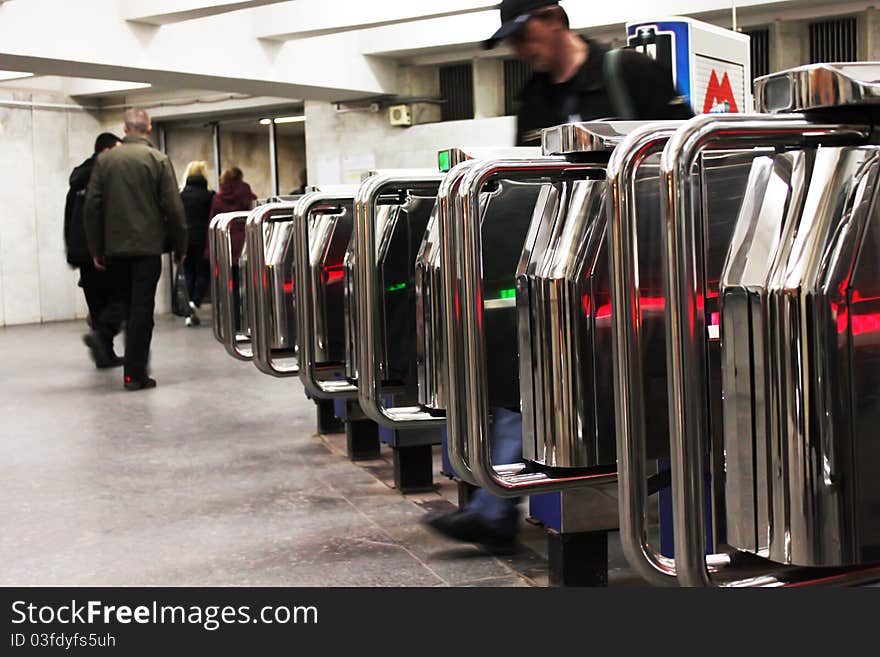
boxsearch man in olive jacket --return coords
[84,108,187,391]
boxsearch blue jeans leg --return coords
[464,407,522,534]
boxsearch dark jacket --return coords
[84,135,187,259]
[515,39,693,145]
[63,156,97,266]
[209,179,256,261]
[180,175,214,252]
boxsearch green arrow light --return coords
[438,150,451,172]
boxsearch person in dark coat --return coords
[208,168,257,332]
[83,108,188,391]
[178,161,215,327]
[209,167,257,263]
[64,132,124,368]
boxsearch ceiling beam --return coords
[356,0,819,57]
[0,0,399,101]
[123,0,290,26]
[255,0,497,41]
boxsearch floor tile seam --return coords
[332,484,452,588]
[315,433,532,587]
[309,462,452,586]
[491,553,544,586]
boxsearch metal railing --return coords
[659,113,871,586]
[293,190,360,399]
[208,210,253,360]
[245,201,300,377]
[354,171,445,428]
[443,157,619,496]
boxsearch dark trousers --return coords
[105,256,162,381]
[78,261,123,349]
[184,243,210,307]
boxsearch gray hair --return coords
[124,108,151,134]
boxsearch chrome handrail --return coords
[606,121,685,586]
[208,213,230,345]
[294,189,360,399]
[354,171,445,428]
[659,113,872,587]
[445,157,618,497]
[210,211,253,361]
[245,202,300,377]
[437,161,481,486]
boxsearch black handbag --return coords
[171,265,191,317]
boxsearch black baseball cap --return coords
[483,0,560,49]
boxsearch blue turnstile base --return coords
[529,492,562,532]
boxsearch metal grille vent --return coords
[809,17,858,64]
[504,58,532,116]
[744,28,770,81]
[439,63,474,122]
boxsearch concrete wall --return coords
[304,62,514,184]
[305,101,516,184]
[164,125,306,199]
[165,126,216,188]
[0,91,104,326]
[0,96,176,328]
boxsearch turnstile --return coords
[439,130,632,585]
[611,62,880,586]
[293,189,380,459]
[349,171,443,491]
[245,202,299,377]
[209,211,253,360]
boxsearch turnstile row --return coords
[208,62,880,587]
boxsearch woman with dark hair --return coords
[207,167,257,331]
[209,167,257,264]
[179,161,214,326]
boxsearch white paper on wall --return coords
[315,154,342,186]
[341,154,376,185]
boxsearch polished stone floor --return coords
[0,313,641,587]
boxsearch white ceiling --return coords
[0,0,872,118]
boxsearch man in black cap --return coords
[423,0,692,553]
[64,132,124,368]
[487,0,691,145]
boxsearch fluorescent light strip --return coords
[0,71,34,82]
[259,115,306,125]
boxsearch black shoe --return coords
[99,354,124,369]
[124,376,157,391]
[83,332,116,369]
[422,510,518,554]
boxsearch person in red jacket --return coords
[208,167,256,327]
[209,167,257,262]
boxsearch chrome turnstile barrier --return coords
[209,210,253,360]
[245,201,300,377]
[294,189,360,399]
[660,105,875,584]
[416,148,540,484]
[607,122,685,586]
[443,157,619,497]
[426,160,481,484]
[354,172,445,428]
[209,213,228,345]
[417,162,480,415]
